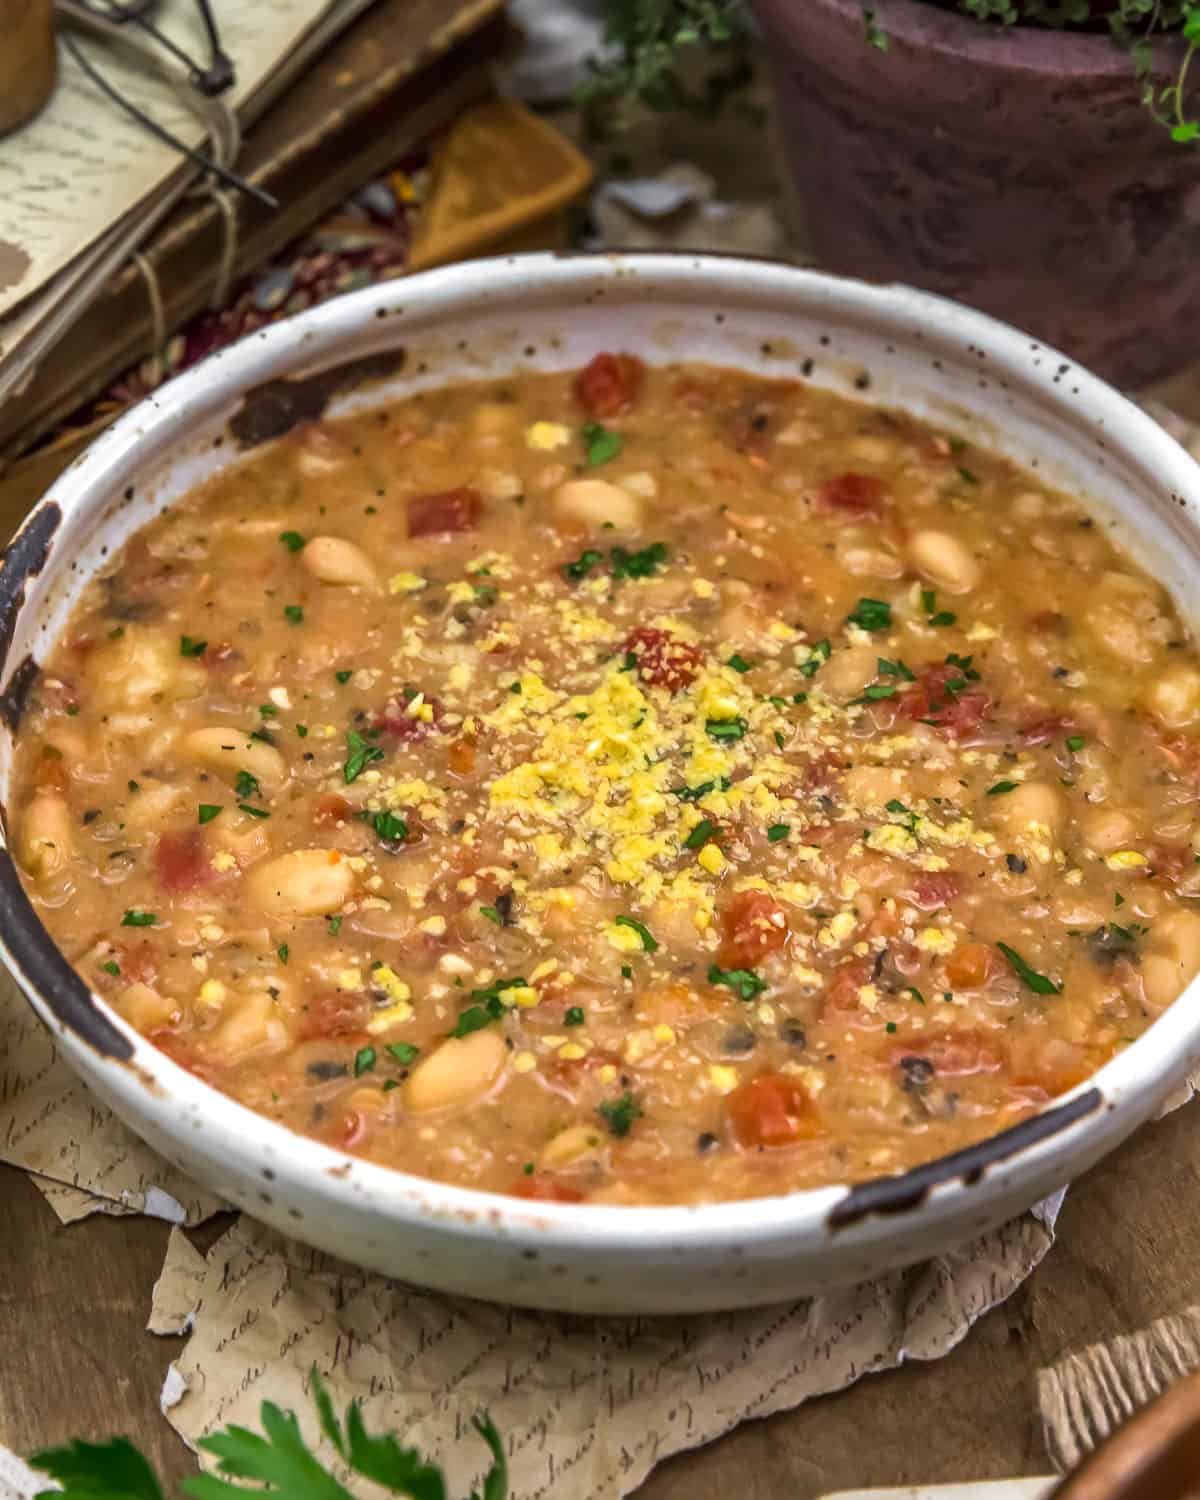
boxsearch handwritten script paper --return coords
[153,1204,1061,1500]
[0,0,336,322]
[0,970,223,1224]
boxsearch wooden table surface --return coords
[4,1096,1200,1497]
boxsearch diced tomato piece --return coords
[1009,1039,1105,1098]
[1029,611,1068,635]
[407,487,482,539]
[1019,715,1077,748]
[313,793,352,827]
[945,940,999,989]
[813,473,888,521]
[148,1028,214,1082]
[574,352,645,418]
[377,694,443,741]
[821,957,872,1015]
[622,627,702,693]
[908,872,963,911]
[297,991,370,1042]
[510,1175,586,1203]
[154,828,215,892]
[447,736,477,777]
[889,1027,1005,1077]
[725,1072,821,1148]
[718,890,789,969]
[905,665,991,740]
[118,941,161,988]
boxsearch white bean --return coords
[1142,910,1200,1009]
[1142,663,1200,729]
[16,793,74,878]
[1078,804,1141,855]
[843,765,907,810]
[180,727,288,791]
[540,1123,606,1170]
[553,479,643,533]
[993,781,1066,841]
[821,642,879,701]
[214,990,287,1056]
[907,530,982,594]
[300,535,378,589]
[89,626,206,713]
[404,1029,507,1114]
[116,981,175,1031]
[246,848,355,916]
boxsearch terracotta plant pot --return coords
[1052,1368,1200,1499]
[750,0,1200,388]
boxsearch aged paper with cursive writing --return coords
[0,0,339,323]
[153,1204,1061,1500]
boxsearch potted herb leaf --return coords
[585,0,1200,386]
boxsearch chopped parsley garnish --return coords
[386,1042,419,1065]
[279,531,305,552]
[610,541,668,580]
[480,905,502,925]
[258,704,278,718]
[767,695,789,708]
[851,684,896,702]
[343,729,384,784]
[799,639,831,677]
[564,1007,586,1026]
[371,810,408,845]
[198,804,221,824]
[921,589,956,626]
[234,770,260,800]
[326,915,343,936]
[727,654,753,673]
[597,1090,642,1138]
[877,657,915,680]
[921,588,937,614]
[997,941,1062,995]
[944,652,979,680]
[774,731,785,749]
[930,611,957,627]
[767,823,790,842]
[620,964,633,979]
[100,960,121,977]
[615,914,658,951]
[684,819,718,850]
[179,635,207,657]
[847,597,892,632]
[335,670,353,684]
[987,781,1018,796]
[277,944,289,965]
[885,798,910,815]
[670,777,731,802]
[563,548,603,581]
[706,717,747,741]
[582,421,623,466]
[905,985,926,1005]
[238,803,270,819]
[619,652,638,672]
[121,910,157,927]
[708,963,767,1001]
[1066,735,1085,752]
[449,976,527,1038]
[353,1046,376,1077]
[128,780,139,793]
[296,724,308,738]
[284,604,304,625]
[957,466,980,485]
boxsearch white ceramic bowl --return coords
[3,254,1200,1314]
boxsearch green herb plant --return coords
[583,0,1200,143]
[29,1367,507,1500]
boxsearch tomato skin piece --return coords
[407,486,482,538]
[725,1072,821,1148]
[905,665,990,740]
[622,627,702,693]
[908,872,963,912]
[297,991,370,1043]
[574,352,645,418]
[1019,714,1078,748]
[510,1175,586,1203]
[813,472,887,521]
[821,957,872,1015]
[717,890,789,970]
[154,828,215,892]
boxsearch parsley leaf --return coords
[238,803,270,819]
[343,729,384,784]
[905,985,926,1005]
[727,653,753,673]
[386,1042,419,1065]
[705,717,746,741]
[799,639,831,677]
[279,530,306,552]
[335,670,353,684]
[198,804,221,824]
[614,914,658,951]
[354,1046,376,1077]
[997,941,1062,995]
[767,823,790,842]
[610,541,668,580]
[480,905,502,925]
[30,1436,166,1500]
[179,635,207,657]
[929,611,957,627]
[957,466,980,485]
[370,810,408,846]
[669,777,731,802]
[707,962,767,1001]
[284,604,304,625]
[684,819,717,850]
[988,781,1018,796]
[121,910,157,927]
[450,998,504,1037]
[235,770,260,801]
[564,1007,585,1026]
[100,960,121,977]
[846,597,892,632]
[1066,735,1085,752]
[582,421,623,466]
[851,684,896,702]
[563,548,603,581]
[597,1090,643,1138]
[877,657,915,680]
[277,944,289,965]
[326,915,343,936]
